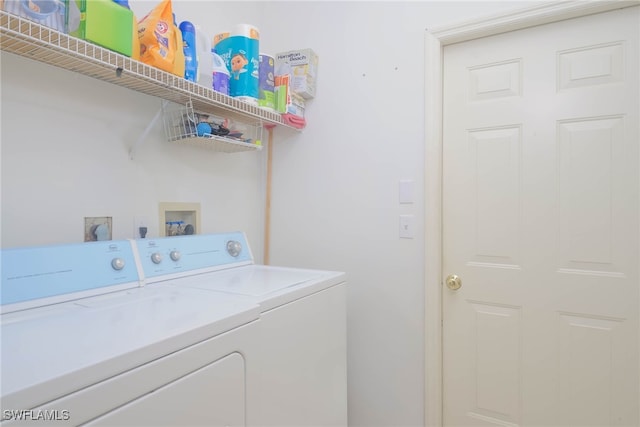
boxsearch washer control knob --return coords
[151,252,163,264]
[169,250,181,261]
[111,258,125,271]
[226,240,242,257]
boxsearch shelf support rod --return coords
[129,100,169,160]
[264,125,275,265]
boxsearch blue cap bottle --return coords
[179,21,198,82]
[112,0,130,8]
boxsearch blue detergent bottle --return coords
[179,20,198,82]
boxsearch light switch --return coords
[399,215,415,239]
[399,180,414,204]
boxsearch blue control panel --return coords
[136,232,252,279]
[1,240,139,306]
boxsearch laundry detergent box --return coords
[67,0,133,57]
[274,73,289,113]
[2,0,67,32]
[275,48,318,99]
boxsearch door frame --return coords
[423,1,639,425]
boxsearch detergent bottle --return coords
[179,20,198,82]
[196,25,213,89]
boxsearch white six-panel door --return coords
[442,6,639,426]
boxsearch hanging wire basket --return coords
[162,100,263,153]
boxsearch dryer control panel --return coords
[1,240,139,309]
[136,232,253,281]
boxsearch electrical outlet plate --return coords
[399,215,415,239]
[134,216,149,239]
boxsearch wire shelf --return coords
[0,10,294,130]
[163,101,263,153]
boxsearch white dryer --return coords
[0,239,261,426]
[1,232,347,427]
[136,232,348,427]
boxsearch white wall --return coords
[1,2,268,254]
[261,2,538,426]
[1,1,538,426]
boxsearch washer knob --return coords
[111,258,125,271]
[226,240,242,257]
[170,250,181,261]
[151,252,163,264]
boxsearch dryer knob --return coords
[111,257,125,271]
[226,240,242,257]
[170,250,181,261]
[151,252,163,264]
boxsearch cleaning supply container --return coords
[211,51,230,95]
[196,26,213,89]
[258,53,275,111]
[68,0,134,57]
[179,20,197,82]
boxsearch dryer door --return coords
[86,352,246,426]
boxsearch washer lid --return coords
[1,285,260,409]
[166,264,346,313]
[169,264,336,297]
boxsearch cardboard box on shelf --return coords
[275,48,318,99]
[286,93,305,118]
[274,73,289,114]
[67,0,133,57]
[274,74,305,118]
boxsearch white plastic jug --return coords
[195,25,213,89]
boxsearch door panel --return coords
[442,7,639,426]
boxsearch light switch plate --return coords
[399,215,415,239]
[399,179,414,204]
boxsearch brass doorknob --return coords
[445,274,462,290]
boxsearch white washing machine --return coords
[0,239,261,426]
[135,232,348,427]
[1,232,347,426]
